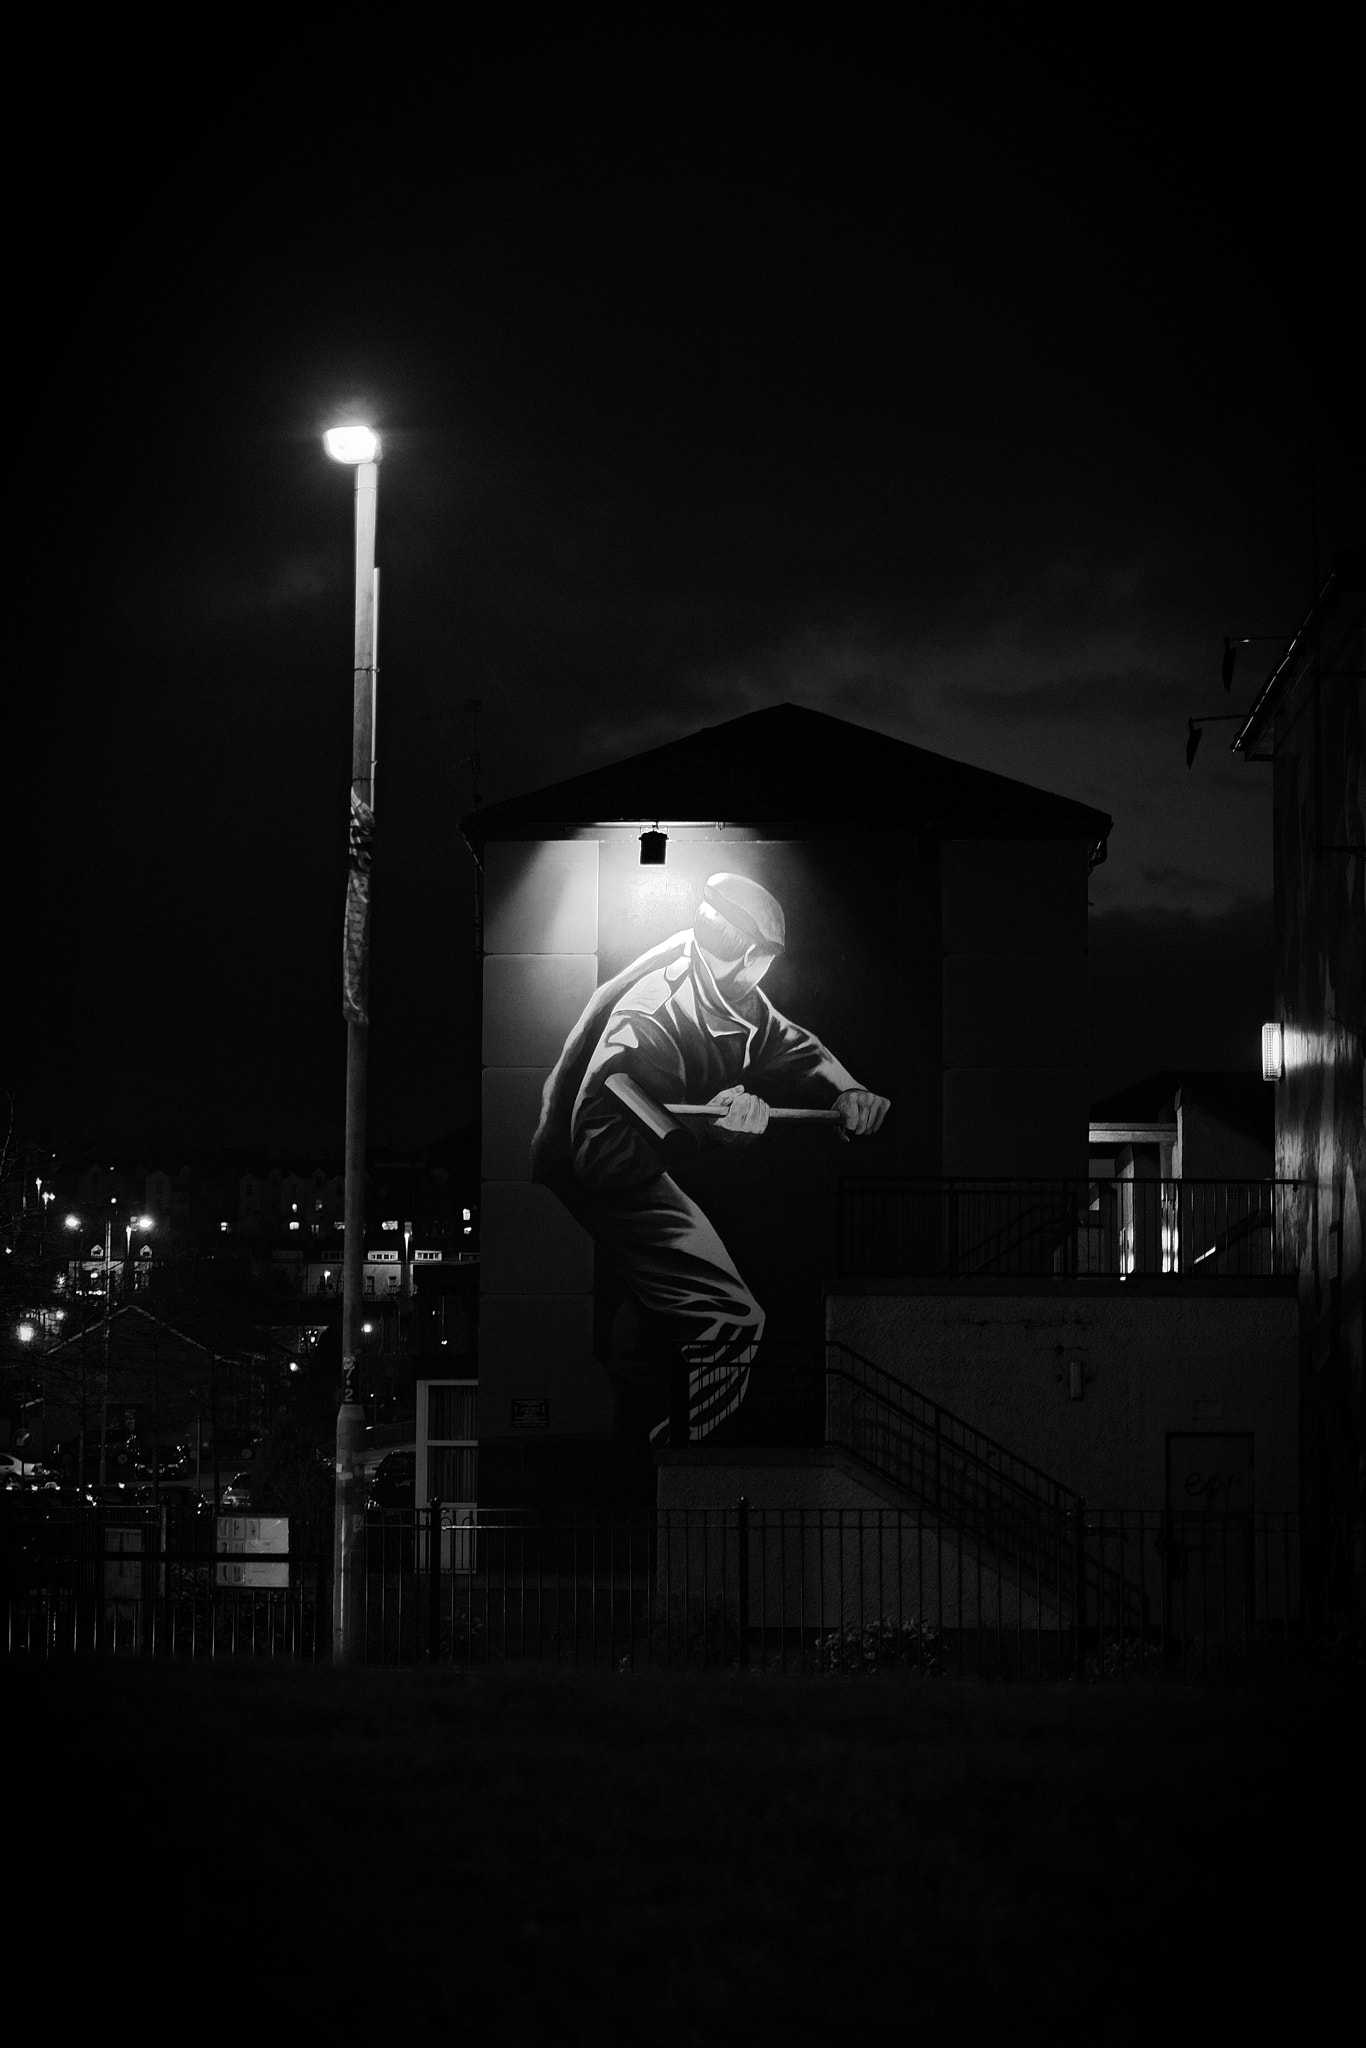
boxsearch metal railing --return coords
[5,1493,1360,1680]
[824,1340,1093,1608]
[839,1178,1300,1281]
[0,1498,329,1660]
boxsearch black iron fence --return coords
[0,1498,329,1660]
[5,1495,1361,1679]
[840,1178,1300,1281]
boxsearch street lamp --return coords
[124,1213,153,1301]
[61,1208,155,1486]
[325,419,381,1661]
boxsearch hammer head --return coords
[605,1073,696,1167]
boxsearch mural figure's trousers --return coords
[555,1171,764,1440]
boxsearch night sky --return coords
[12,56,1363,1163]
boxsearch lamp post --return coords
[325,421,381,1661]
[119,1211,152,1489]
[123,1213,153,1304]
[63,1216,89,1485]
[69,1208,153,1487]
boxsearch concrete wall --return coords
[479,839,613,1450]
[827,1285,1300,1509]
[940,838,1091,1180]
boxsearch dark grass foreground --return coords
[11,1662,1361,2040]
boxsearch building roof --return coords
[461,703,1113,856]
[44,1301,238,1364]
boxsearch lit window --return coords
[289,1220,300,1232]
[220,1221,230,1234]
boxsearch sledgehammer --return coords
[605,1072,840,1166]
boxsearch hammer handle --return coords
[665,1103,841,1123]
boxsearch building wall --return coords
[477,825,1096,1501]
[941,838,1091,1179]
[479,838,612,1464]
[1173,1092,1273,1181]
[1269,585,1365,1512]
[827,1285,1300,1510]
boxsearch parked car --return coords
[0,1451,49,1485]
[365,1451,416,1513]
[220,1471,255,1509]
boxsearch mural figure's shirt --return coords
[533,930,861,1195]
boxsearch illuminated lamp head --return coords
[324,425,381,464]
[694,873,786,996]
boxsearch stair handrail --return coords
[825,1341,1147,1619]
[825,1340,1081,1516]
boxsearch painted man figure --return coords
[531,873,889,1439]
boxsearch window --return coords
[421,1380,478,1507]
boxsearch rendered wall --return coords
[1269,584,1365,1513]
[479,838,613,1464]
[477,824,1097,1499]
[827,1286,1300,1509]
[941,838,1091,1179]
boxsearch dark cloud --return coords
[1089,901,1274,1101]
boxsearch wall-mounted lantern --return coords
[1261,1022,1284,1082]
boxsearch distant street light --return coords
[325,420,381,1662]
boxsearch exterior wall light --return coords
[1261,1022,1284,1082]
[639,827,668,866]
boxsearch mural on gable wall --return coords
[531,869,891,1441]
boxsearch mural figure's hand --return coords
[834,1090,890,1141]
[708,1086,770,1144]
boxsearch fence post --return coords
[736,1496,750,1671]
[425,1494,441,1663]
[1073,1497,1087,1680]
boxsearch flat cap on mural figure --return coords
[530,873,890,1442]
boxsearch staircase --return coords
[824,1342,1142,1623]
